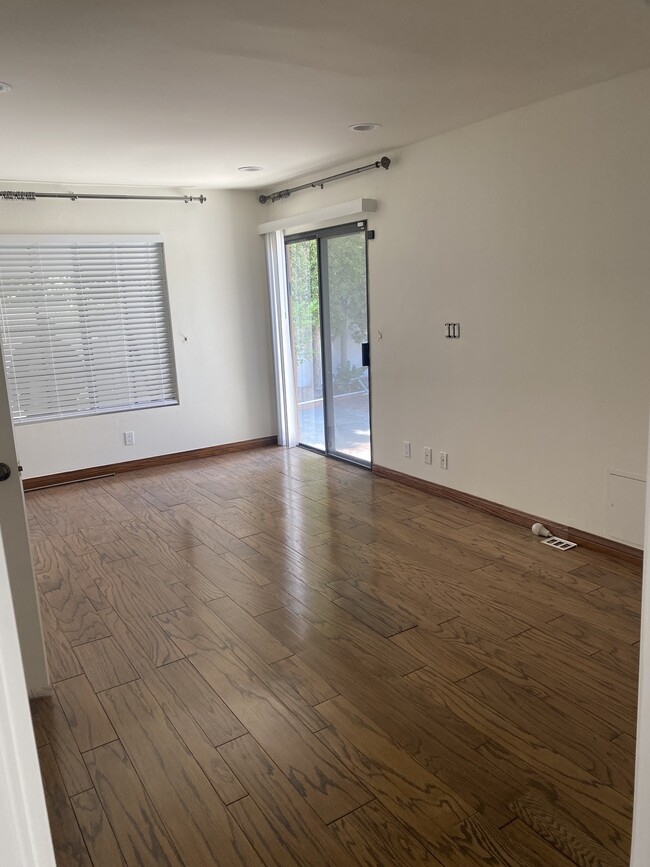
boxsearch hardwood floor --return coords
[26,446,640,866]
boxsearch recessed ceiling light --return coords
[0,82,13,94]
[238,165,263,172]
[348,122,381,132]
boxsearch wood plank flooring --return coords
[27,447,641,866]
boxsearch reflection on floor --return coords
[27,446,639,866]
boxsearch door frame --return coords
[285,220,372,468]
[0,531,56,866]
[0,341,54,864]
[0,344,49,696]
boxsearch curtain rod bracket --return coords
[258,156,391,204]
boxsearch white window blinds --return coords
[0,235,178,424]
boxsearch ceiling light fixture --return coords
[0,82,13,94]
[238,165,263,172]
[348,122,381,132]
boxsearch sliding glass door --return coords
[285,237,326,452]
[286,223,371,466]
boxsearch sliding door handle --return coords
[361,342,370,367]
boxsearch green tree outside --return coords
[287,233,367,398]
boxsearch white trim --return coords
[0,531,56,866]
[0,340,49,695]
[631,420,650,864]
[257,198,377,235]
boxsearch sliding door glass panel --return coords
[322,231,370,464]
[286,239,325,451]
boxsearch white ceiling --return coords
[2,0,650,189]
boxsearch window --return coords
[0,235,178,424]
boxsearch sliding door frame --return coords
[285,220,372,468]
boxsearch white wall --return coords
[264,68,650,544]
[0,186,276,478]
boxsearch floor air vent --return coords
[542,536,577,551]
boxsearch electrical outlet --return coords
[403,441,411,458]
[424,447,432,465]
[124,431,135,446]
[440,451,448,470]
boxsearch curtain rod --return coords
[0,191,207,203]
[258,156,391,204]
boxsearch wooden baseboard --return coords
[566,527,642,565]
[28,688,53,700]
[23,435,278,491]
[372,464,643,566]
